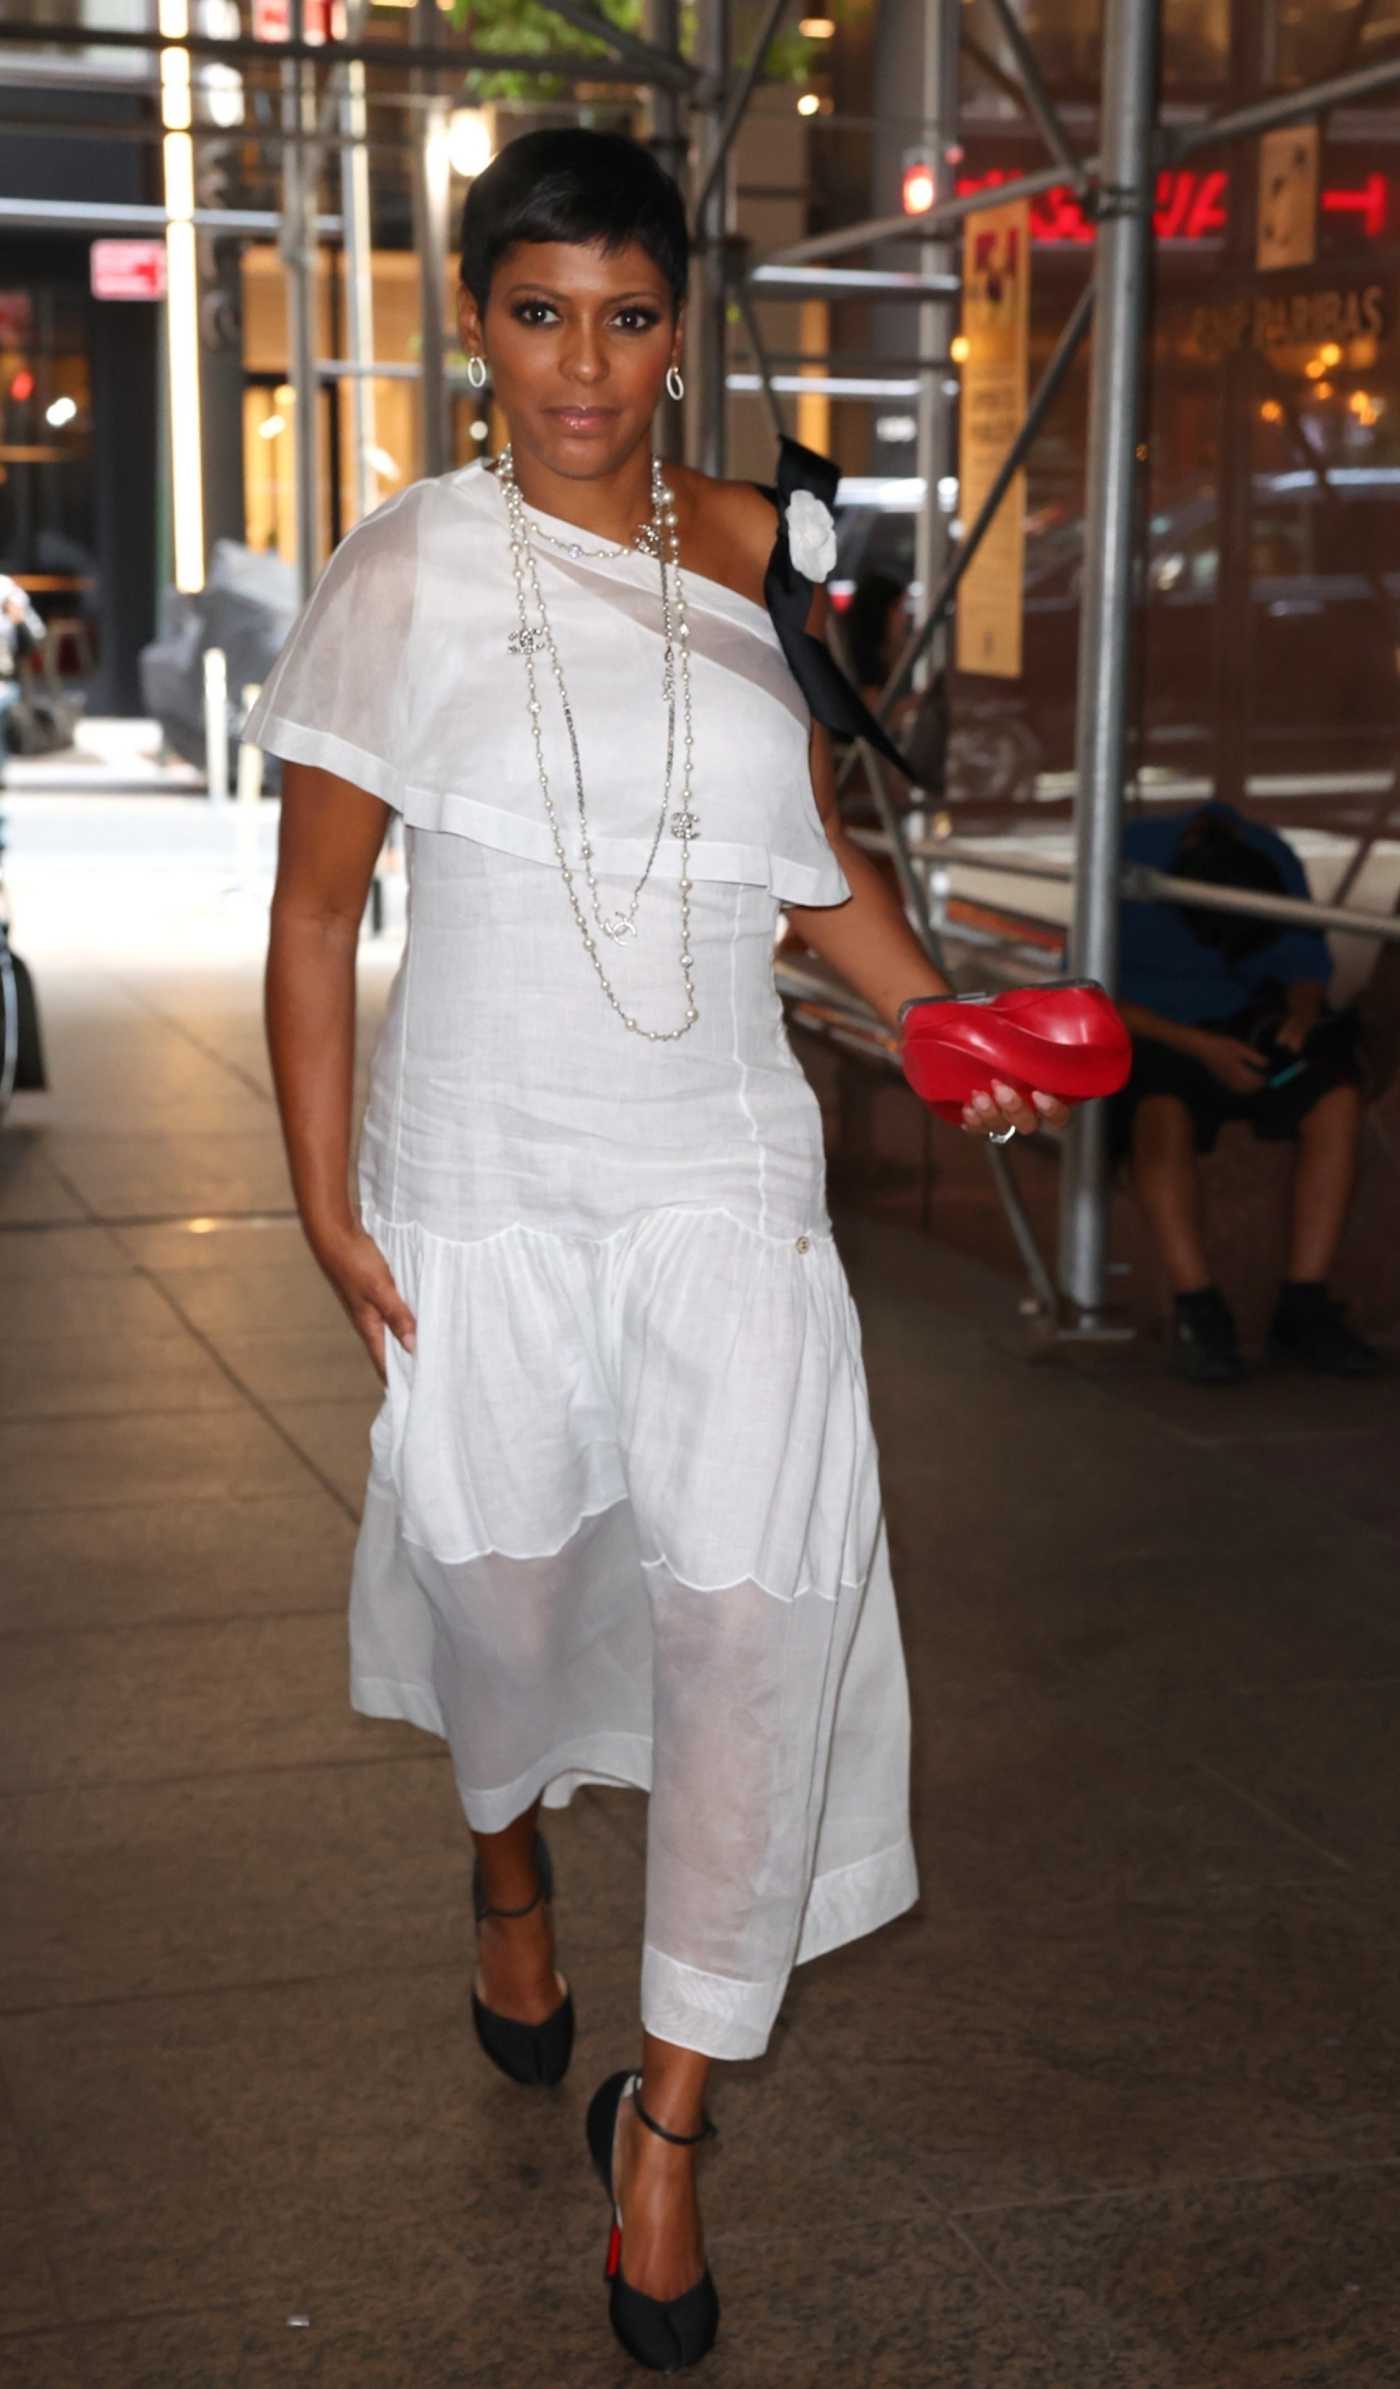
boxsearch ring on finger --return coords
[988,1123,1016,1145]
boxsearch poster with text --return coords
[956,198,1030,680]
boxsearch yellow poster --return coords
[956,198,1030,680]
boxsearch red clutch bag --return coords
[899,980,1132,1124]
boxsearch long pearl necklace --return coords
[498,445,700,1044]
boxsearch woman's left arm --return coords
[780,591,1068,1138]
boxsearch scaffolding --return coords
[7,0,1400,1327]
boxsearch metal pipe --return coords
[0,195,343,236]
[410,0,451,481]
[731,279,787,444]
[854,834,1400,943]
[913,0,960,736]
[1168,50,1400,156]
[644,0,686,466]
[837,279,1094,792]
[281,16,320,603]
[339,0,378,528]
[981,0,1085,177]
[695,0,730,477]
[533,0,696,89]
[1058,0,1158,1323]
[768,157,1085,268]
[692,0,788,227]
[0,17,684,77]
[749,265,961,300]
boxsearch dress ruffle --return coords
[366,1204,884,1603]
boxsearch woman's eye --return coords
[614,309,662,333]
[513,301,558,326]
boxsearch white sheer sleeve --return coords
[242,485,425,807]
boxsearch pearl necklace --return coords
[498,445,700,1044]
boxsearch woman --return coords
[252,127,1064,2374]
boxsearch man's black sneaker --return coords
[1267,1286,1382,1378]
[1170,1286,1245,1384]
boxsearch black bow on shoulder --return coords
[757,433,916,782]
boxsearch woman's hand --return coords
[311,1220,417,1381]
[960,1082,1070,1138]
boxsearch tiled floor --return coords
[2,799,1398,2386]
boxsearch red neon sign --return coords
[955,167,1389,244]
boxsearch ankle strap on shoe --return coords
[473,1830,553,1925]
[632,2084,718,2148]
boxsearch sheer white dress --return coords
[246,458,918,2060]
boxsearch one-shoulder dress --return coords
[245,458,918,2060]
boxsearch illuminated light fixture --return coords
[45,396,78,428]
[159,0,204,592]
[875,412,918,442]
[949,332,970,364]
[1304,355,1325,379]
[796,91,821,116]
[799,15,836,33]
[258,413,285,440]
[1314,380,1334,400]
[10,368,35,402]
[470,416,490,439]
[902,153,936,215]
[1319,341,1342,368]
[1259,398,1283,423]
[447,106,493,179]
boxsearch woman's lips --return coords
[546,406,618,434]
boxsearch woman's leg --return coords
[471,1796,566,2024]
[616,2036,713,2300]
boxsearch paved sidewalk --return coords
[2,801,1398,2386]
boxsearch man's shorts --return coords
[1109,1004,1363,1159]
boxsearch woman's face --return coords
[459,238,682,483]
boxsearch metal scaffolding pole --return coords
[1057,0,1159,1323]
[339,0,378,527]
[912,0,960,715]
[281,0,320,603]
[644,0,685,466]
[695,0,730,477]
[410,0,451,481]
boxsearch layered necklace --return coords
[497,443,700,1044]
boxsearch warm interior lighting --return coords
[160,0,204,592]
[796,91,821,115]
[1313,380,1334,400]
[10,368,35,402]
[258,413,285,440]
[949,332,970,363]
[1259,398,1283,423]
[799,15,836,32]
[45,396,78,428]
[447,106,493,179]
[1304,355,1326,379]
[902,160,936,214]
[1319,341,1342,368]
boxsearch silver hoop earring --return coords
[467,353,488,390]
[666,363,685,402]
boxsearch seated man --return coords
[1111,801,1378,1383]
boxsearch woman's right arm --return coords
[265,760,416,1377]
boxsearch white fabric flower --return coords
[785,488,837,582]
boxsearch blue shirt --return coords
[1118,804,1330,1026]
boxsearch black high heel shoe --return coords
[470,1830,574,2087]
[585,2069,720,2373]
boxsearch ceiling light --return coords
[796,91,821,116]
[799,15,836,33]
[447,107,493,178]
[45,396,78,427]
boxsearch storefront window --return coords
[0,279,97,676]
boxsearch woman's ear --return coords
[457,288,484,356]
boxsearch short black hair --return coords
[459,127,689,316]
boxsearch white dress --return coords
[245,459,918,2061]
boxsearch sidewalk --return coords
[2,801,1398,2386]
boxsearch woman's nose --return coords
[561,327,607,384]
